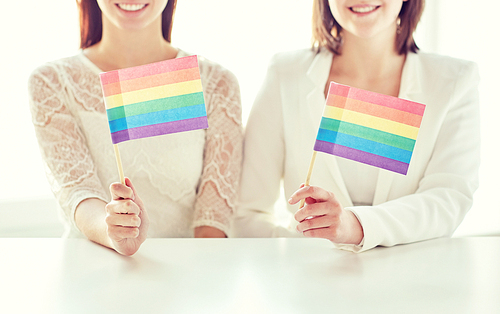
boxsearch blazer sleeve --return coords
[343,61,481,252]
[232,57,291,237]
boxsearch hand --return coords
[105,177,149,256]
[194,226,226,238]
[288,185,363,245]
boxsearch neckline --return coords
[77,48,188,74]
[322,51,414,100]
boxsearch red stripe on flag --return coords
[100,55,199,86]
[328,82,425,116]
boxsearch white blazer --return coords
[233,48,480,252]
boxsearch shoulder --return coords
[411,51,479,80]
[28,56,85,123]
[267,48,320,74]
[180,52,240,94]
[406,52,480,119]
[28,55,86,89]
[178,51,242,120]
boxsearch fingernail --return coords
[288,198,293,204]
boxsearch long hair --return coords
[312,0,425,55]
[77,0,177,49]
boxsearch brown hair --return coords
[312,0,425,55]
[77,0,177,49]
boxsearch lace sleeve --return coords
[28,64,108,229]
[192,65,243,234]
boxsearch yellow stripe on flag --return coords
[104,79,203,109]
[323,106,420,140]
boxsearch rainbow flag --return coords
[314,82,425,175]
[99,55,208,144]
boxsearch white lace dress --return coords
[28,49,243,237]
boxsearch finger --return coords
[124,177,145,208]
[288,183,308,205]
[106,199,140,215]
[297,183,310,209]
[302,226,337,240]
[287,183,306,206]
[107,225,140,241]
[105,213,141,228]
[304,196,318,205]
[288,185,333,205]
[296,214,336,232]
[298,194,317,211]
[110,181,134,201]
[294,202,331,222]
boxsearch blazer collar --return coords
[305,49,353,208]
[398,52,422,99]
[304,50,423,207]
[306,49,333,86]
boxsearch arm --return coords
[28,65,109,233]
[290,62,481,252]
[76,178,149,256]
[28,65,147,255]
[193,66,243,237]
[348,62,481,252]
[74,198,110,246]
[232,58,289,237]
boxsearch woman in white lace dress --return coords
[28,0,243,255]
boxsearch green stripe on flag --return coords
[319,117,416,151]
[107,92,205,121]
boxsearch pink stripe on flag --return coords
[328,82,425,116]
[100,55,199,85]
[100,70,120,86]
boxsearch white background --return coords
[0,0,498,236]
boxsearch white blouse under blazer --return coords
[233,48,480,252]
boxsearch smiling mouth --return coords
[350,5,380,14]
[116,3,148,12]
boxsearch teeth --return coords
[351,5,377,13]
[117,3,147,11]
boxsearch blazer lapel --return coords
[305,49,353,207]
[372,52,422,205]
[306,50,332,128]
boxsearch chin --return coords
[116,21,153,32]
[349,25,393,41]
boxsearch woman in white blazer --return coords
[234,0,480,252]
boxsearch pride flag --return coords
[99,55,208,144]
[314,82,425,175]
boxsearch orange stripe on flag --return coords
[102,67,201,97]
[326,95,423,128]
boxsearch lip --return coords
[114,3,150,16]
[349,4,381,16]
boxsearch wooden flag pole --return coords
[299,151,317,209]
[113,144,125,185]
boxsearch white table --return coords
[1,237,499,314]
